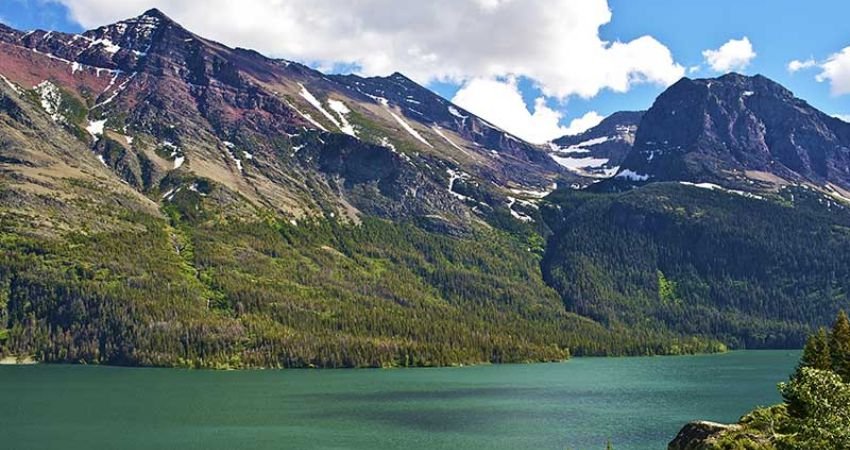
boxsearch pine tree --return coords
[829,311,850,382]
[787,327,834,418]
[798,327,832,375]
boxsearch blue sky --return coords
[1,0,848,142]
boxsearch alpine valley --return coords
[0,9,849,370]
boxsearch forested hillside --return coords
[542,183,850,349]
[0,197,722,368]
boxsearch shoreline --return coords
[0,349,803,372]
[0,356,38,365]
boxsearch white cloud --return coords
[563,111,605,136]
[816,47,850,96]
[702,37,756,73]
[788,58,816,73]
[452,78,570,144]
[52,0,684,100]
[834,114,850,123]
[688,65,701,75]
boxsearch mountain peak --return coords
[137,8,177,25]
[96,8,184,37]
[384,72,420,87]
[613,73,850,190]
[715,71,750,81]
[142,8,167,17]
[688,72,795,99]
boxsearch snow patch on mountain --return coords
[550,154,617,178]
[34,81,65,123]
[616,170,650,181]
[378,98,432,148]
[446,168,472,201]
[223,142,244,172]
[299,84,344,132]
[561,136,611,151]
[509,184,557,199]
[94,72,136,109]
[0,75,21,94]
[285,100,329,132]
[679,182,764,200]
[378,137,397,152]
[448,106,468,120]
[327,99,358,137]
[431,126,464,152]
[161,141,185,169]
[506,197,534,222]
[89,38,121,54]
[86,119,107,137]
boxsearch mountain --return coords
[538,74,850,350]
[0,9,573,234]
[0,10,724,368]
[548,111,643,180]
[613,73,850,196]
[3,9,850,368]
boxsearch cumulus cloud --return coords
[702,37,756,73]
[788,58,817,73]
[562,111,605,136]
[816,47,850,96]
[451,78,571,144]
[51,0,684,100]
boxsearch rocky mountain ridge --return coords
[0,9,571,234]
[613,73,850,197]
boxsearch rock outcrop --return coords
[668,421,740,450]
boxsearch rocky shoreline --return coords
[668,421,740,450]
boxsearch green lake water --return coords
[0,350,799,450]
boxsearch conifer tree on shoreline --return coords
[829,311,850,382]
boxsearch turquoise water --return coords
[0,351,799,450]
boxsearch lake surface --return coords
[0,350,798,450]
